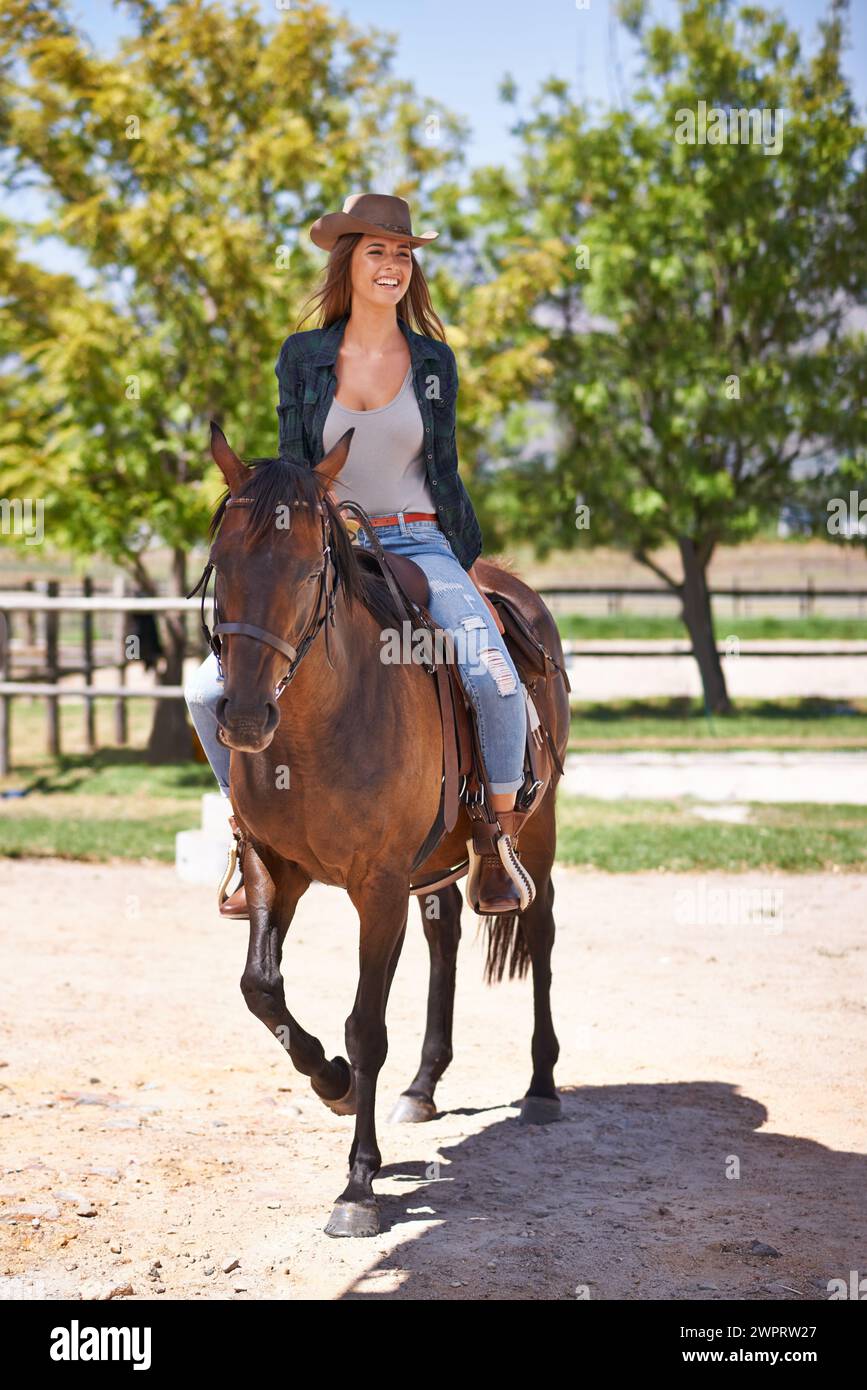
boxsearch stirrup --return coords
[217,838,239,911]
[496,833,535,911]
[465,823,536,914]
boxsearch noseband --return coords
[188,498,339,699]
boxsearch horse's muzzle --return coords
[215,695,280,752]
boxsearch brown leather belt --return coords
[368,511,439,527]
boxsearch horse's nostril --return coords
[215,695,229,726]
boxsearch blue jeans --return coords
[184,515,527,798]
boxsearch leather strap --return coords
[213,621,297,663]
[433,654,459,832]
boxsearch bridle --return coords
[187,497,339,700]
[187,494,397,700]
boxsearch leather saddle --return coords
[353,546,570,894]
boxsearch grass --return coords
[3,696,170,770]
[0,812,195,862]
[1,691,865,872]
[555,796,867,873]
[556,614,867,641]
[1,750,865,872]
[0,748,214,862]
[568,698,867,750]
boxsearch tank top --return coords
[322,365,436,515]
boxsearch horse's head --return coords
[207,421,355,752]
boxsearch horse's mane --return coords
[208,456,404,630]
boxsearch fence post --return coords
[82,575,96,752]
[45,579,60,758]
[0,611,9,777]
[23,579,36,647]
[113,574,128,745]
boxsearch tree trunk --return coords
[146,548,193,763]
[678,537,732,715]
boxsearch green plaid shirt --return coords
[274,312,483,570]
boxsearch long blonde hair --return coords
[295,232,447,341]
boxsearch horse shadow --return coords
[338,1081,867,1300]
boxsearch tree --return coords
[452,0,867,711]
[0,0,466,755]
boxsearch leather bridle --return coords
[188,497,339,699]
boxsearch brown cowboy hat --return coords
[309,193,439,252]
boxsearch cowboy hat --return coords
[309,193,439,252]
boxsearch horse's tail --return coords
[482,913,530,985]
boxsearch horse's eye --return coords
[307,569,323,583]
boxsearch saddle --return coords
[352,541,571,896]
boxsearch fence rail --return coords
[1,579,865,776]
[0,580,213,775]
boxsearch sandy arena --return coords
[1,859,865,1301]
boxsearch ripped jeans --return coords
[184,516,527,798]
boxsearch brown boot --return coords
[219,882,249,918]
[466,812,535,916]
[218,816,249,920]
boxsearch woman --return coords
[185,192,533,918]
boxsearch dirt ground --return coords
[1,859,865,1302]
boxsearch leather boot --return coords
[218,816,249,920]
[467,810,536,915]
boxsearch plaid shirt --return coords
[274,312,483,570]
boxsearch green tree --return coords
[454,0,867,711]
[0,0,466,755]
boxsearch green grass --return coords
[0,813,195,862]
[2,750,865,872]
[0,749,214,862]
[4,747,213,800]
[568,698,867,750]
[557,614,867,641]
[2,694,866,871]
[555,796,867,872]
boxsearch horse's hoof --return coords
[388,1092,437,1124]
[314,1060,357,1116]
[324,1199,380,1239]
[321,1078,356,1116]
[519,1094,562,1125]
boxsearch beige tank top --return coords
[322,365,436,515]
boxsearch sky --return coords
[6,0,867,278]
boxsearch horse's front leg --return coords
[239,843,352,1105]
[325,874,409,1238]
[390,884,462,1123]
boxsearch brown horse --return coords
[204,422,569,1237]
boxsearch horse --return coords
[202,421,570,1237]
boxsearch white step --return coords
[176,828,236,887]
[201,792,233,837]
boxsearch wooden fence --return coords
[0,581,211,775]
[0,578,865,775]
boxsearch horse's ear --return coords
[315,427,354,486]
[209,420,248,495]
